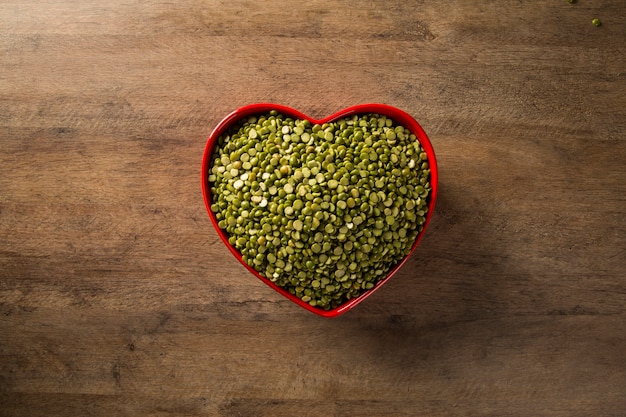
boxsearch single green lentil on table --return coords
[208,111,432,310]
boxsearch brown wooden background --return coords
[1,1,625,416]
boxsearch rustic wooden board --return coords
[1,1,625,416]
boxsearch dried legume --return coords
[208,111,432,310]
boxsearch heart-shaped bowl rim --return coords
[201,103,438,317]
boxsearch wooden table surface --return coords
[1,1,625,416]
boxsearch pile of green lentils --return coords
[208,110,432,310]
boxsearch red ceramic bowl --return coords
[201,103,438,317]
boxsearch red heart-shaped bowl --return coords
[201,103,438,317]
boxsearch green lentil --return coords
[208,111,432,310]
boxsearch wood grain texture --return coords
[1,1,625,416]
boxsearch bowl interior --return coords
[202,103,438,317]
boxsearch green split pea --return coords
[208,111,432,310]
